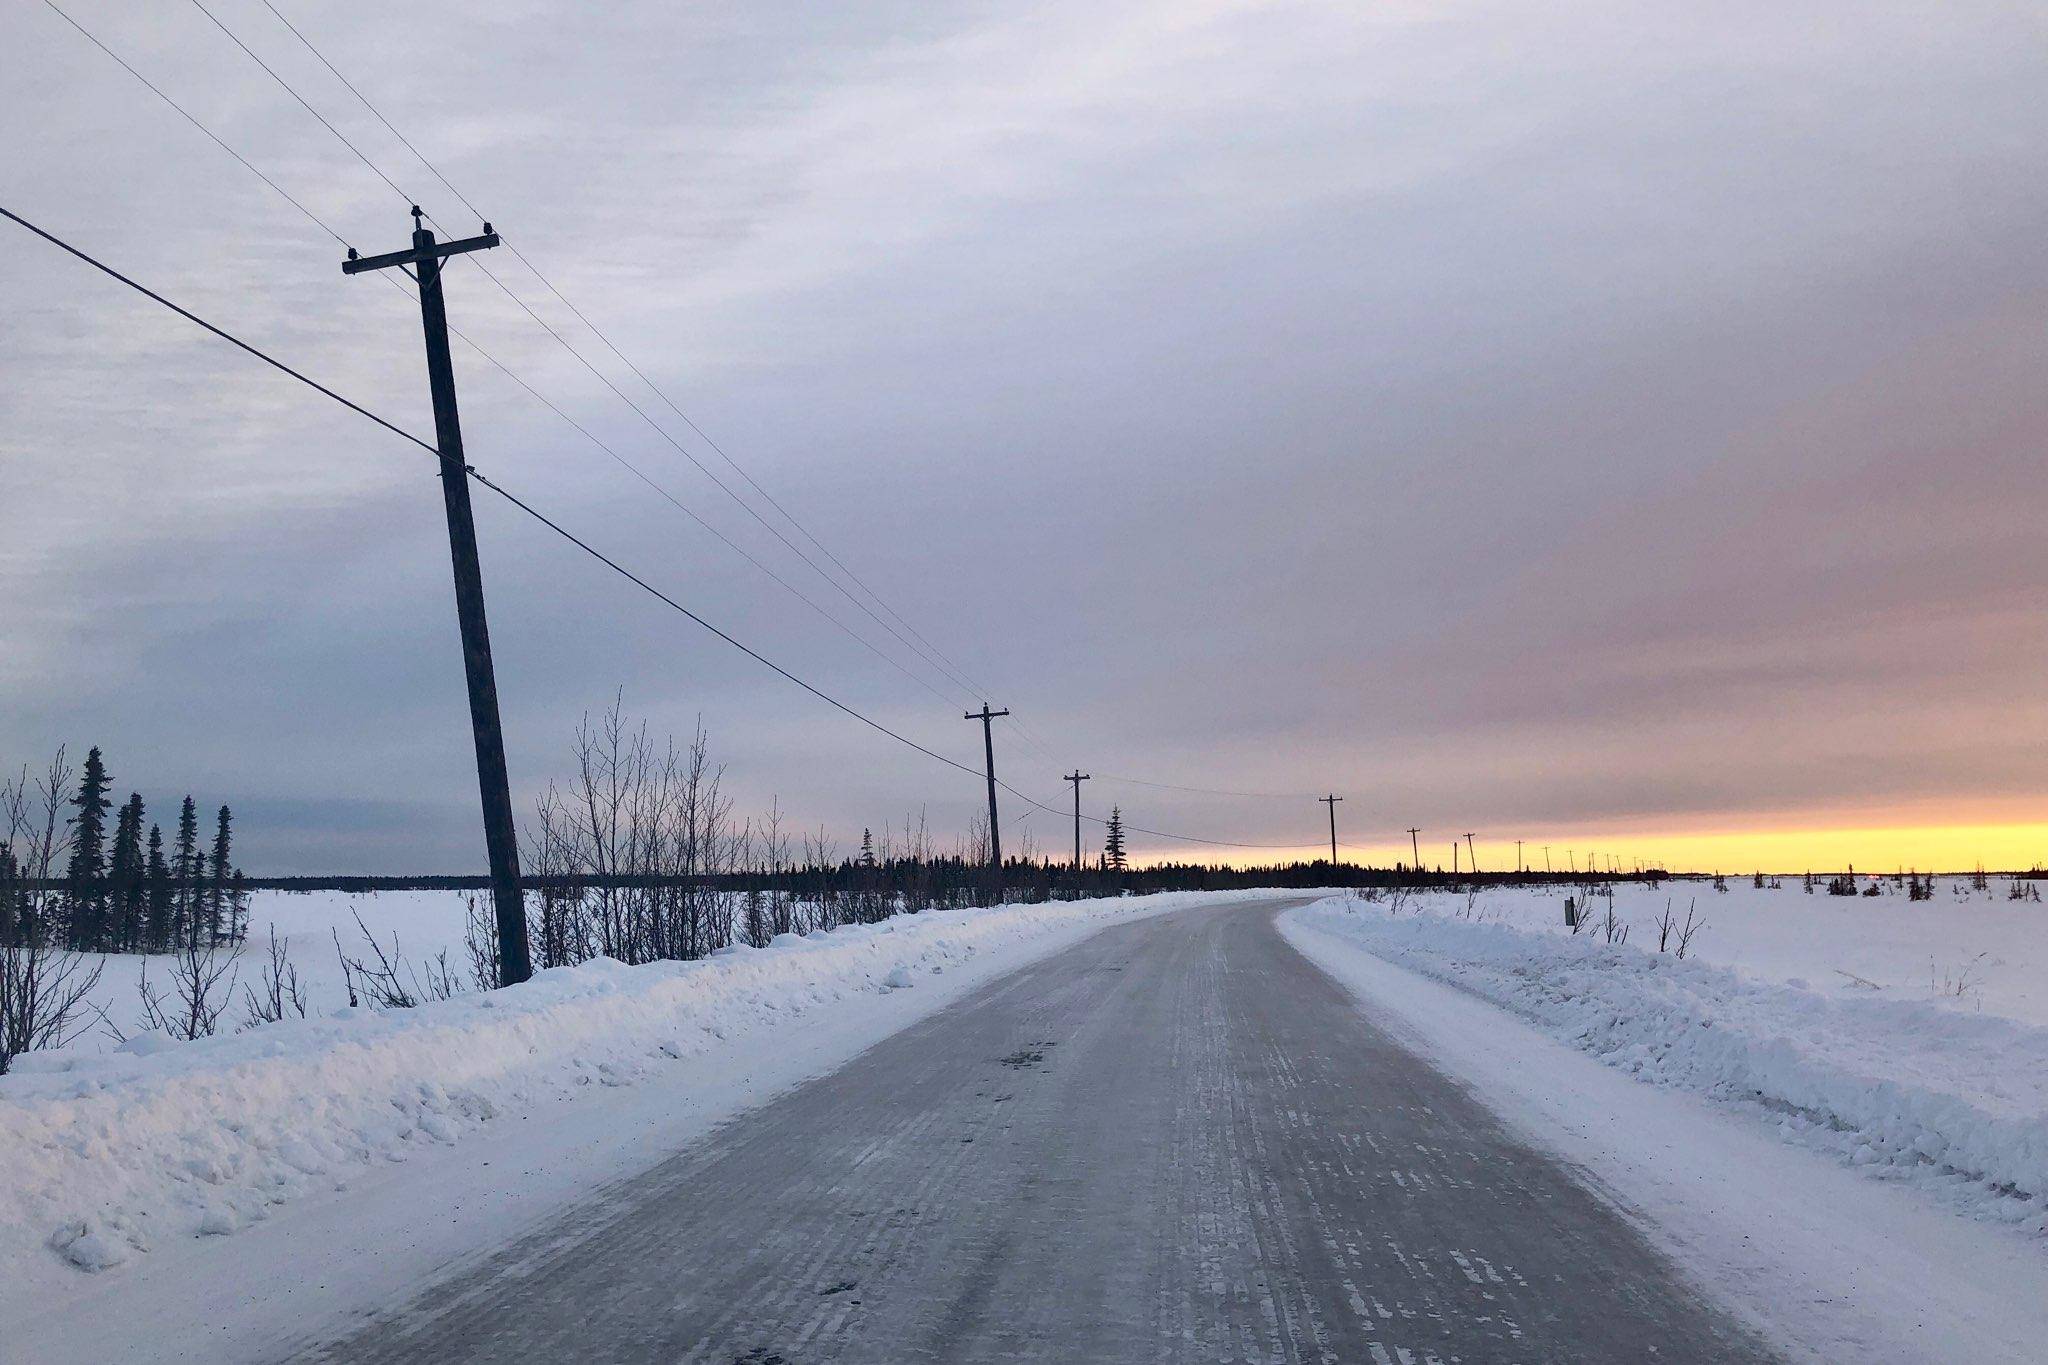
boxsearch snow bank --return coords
[1,889,1276,1277]
[1286,895,2048,1231]
[1351,878,2048,1025]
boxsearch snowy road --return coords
[301,897,1770,1363]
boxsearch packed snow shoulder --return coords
[1287,893,2048,1232]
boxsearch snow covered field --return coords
[1284,879,2048,1234]
[1363,875,2047,1023]
[59,889,481,1046]
[1,887,1296,1361]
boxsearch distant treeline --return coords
[196,863,1671,895]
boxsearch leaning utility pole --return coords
[1407,827,1422,870]
[1319,794,1343,866]
[344,208,529,985]
[1064,770,1090,870]
[965,705,1009,898]
[1465,833,1478,874]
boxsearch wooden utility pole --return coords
[344,208,529,985]
[1319,794,1342,866]
[1407,827,1421,870]
[1064,770,1090,870]
[1516,839,1524,874]
[1452,841,1459,876]
[1465,833,1478,873]
[1543,845,1552,873]
[965,705,1009,898]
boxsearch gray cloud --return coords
[5,0,2046,870]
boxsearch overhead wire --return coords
[0,201,989,779]
[203,0,982,710]
[198,2,1323,822]
[33,10,1360,853]
[53,0,969,712]
[38,0,350,252]
[6,195,1346,856]
[0,203,429,456]
[241,0,994,706]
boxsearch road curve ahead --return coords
[304,898,1773,1364]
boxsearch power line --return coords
[256,0,486,222]
[51,2,968,713]
[7,197,1338,857]
[239,0,995,705]
[185,0,412,208]
[464,471,988,779]
[0,201,986,779]
[39,11,1362,838]
[198,0,983,710]
[38,1,350,251]
[179,3,1324,818]
[1093,773,1322,801]
[441,324,964,710]
[0,203,431,456]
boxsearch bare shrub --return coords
[1931,953,1988,1000]
[526,786,592,972]
[1,752,105,1071]
[1599,901,1630,946]
[557,698,744,965]
[136,933,242,1041]
[240,924,308,1028]
[1654,899,1705,959]
[333,912,460,1009]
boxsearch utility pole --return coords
[965,705,1009,899]
[1407,827,1421,870]
[1452,841,1459,876]
[1465,833,1478,874]
[344,208,529,985]
[1516,839,1524,874]
[1064,770,1090,870]
[1543,845,1552,874]
[1319,794,1342,866]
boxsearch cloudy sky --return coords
[5,0,2047,873]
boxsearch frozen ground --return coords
[1284,883,2048,1234]
[0,887,1297,1361]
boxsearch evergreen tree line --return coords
[0,746,249,955]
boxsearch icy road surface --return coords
[302,897,1769,1363]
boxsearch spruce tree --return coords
[228,867,250,943]
[188,849,207,950]
[64,746,114,949]
[145,824,172,951]
[1104,807,1127,872]
[172,796,199,948]
[0,843,18,942]
[209,806,234,943]
[107,794,145,952]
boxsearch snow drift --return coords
[1287,896,2048,1231]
